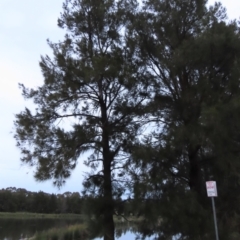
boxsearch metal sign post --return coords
[206,181,219,240]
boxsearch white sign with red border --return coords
[206,181,218,197]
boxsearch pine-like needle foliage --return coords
[14,0,150,239]
[127,0,240,239]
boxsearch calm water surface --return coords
[0,219,179,240]
[0,218,83,240]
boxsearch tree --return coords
[127,0,240,239]
[66,192,82,214]
[0,190,16,212]
[14,0,148,239]
[15,188,28,212]
[32,191,49,213]
[49,194,58,213]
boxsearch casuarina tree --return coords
[14,0,148,239]
[127,0,240,239]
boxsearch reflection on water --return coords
[0,218,83,240]
[1,219,150,240]
[93,223,157,240]
[93,223,180,240]
[0,218,180,240]
[94,231,155,240]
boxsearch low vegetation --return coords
[0,212,84,219]
[34,224,88,240]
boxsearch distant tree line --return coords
[0,187,137,216]
[0,187,82,214]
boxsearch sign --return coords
[206,181,218,197]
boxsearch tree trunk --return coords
[188,145,202,194]
[103,159,115,240]
[99,75,115,240]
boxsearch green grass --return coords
[114,215,144,223]
[0,211,143,221]
[0,212,84,219]
[34,224,88,240]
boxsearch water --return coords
[0,218,151,240]
[93,224,157,240]
[94,232,155,240]
[0,218,180,240]
[0,218,83,240]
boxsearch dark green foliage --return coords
[63,231,72,240]
[0,189,17,212]
[0,188,83,214]
[13,0,240,239]
[51,234,58,240]
[66,192,82,214]
[126,0,240,239]
[14,0,148,239]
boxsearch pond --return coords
[0,218,152,240]
[0,219,142,240]
[0,218,179,240]
[0,218,83,240]
[93,224,156,240]
[94,228,179,240]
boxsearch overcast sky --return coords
[0,0,239,194]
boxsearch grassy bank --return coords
[114,215,144,223]
[0,212,143,222]
[34,223,88,240]
[0,212,84,219]
[0,212,141,240]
